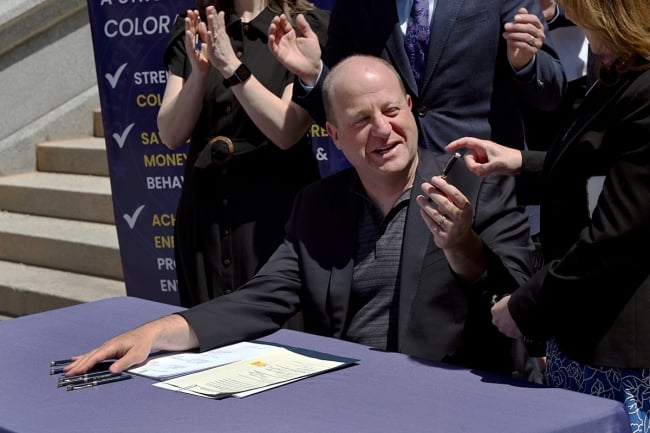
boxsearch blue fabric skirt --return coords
[546,339,650,433]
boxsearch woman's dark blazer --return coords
[509,66,650,368]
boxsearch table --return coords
[0,297,629,433]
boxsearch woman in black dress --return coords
[157,0,329,307]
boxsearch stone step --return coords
[36,137,109,176]
[0,171,114,224]
[0,211,123,280]
[0,260,125,318]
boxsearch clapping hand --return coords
[268,14,322,87]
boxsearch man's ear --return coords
[406,93,412,109]
[325,121,341,150]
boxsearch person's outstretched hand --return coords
[446,137,523,178]
[62,315,198,377]
[268,14,322,86]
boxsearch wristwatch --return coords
[223,63,251,88]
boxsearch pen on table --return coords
[57,371,117,387]
[66,373,132,391]
[50,366,69,375]
[441,152,461,179]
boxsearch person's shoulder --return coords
[613,65,650,109]
[300,8,330,35]
[301,7,331,21]
[163,12,189,66]
[628,66,650,92]
[171,11,187,33]
[163,11,188,46]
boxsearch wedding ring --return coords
[527,36,536,47]
[437,215,447,227]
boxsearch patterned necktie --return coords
[404,0,430,86]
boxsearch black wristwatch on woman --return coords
[223,63,251,88]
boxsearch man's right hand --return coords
[268,14,322,87]
[62,314,198,376]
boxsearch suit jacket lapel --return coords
[419,0,465,92]
[325,176,361,337]
[397,152,446,348]
[328,258,355,338]
[385,23,418,96]
[381,0,433,96]
[384,0,466,96]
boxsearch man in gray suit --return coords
[270,0,567,152]
[64,55,534,378]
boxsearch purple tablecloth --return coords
[0,297,629,433]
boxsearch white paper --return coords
[161,347,346,398]
[153,377,301,398]
[128,341,278,380]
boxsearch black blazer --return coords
[180,149,534,374]
[296,0,567,151]
[509,67,650,368]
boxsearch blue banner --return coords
[87,0,194,305]
[87,0,343,305]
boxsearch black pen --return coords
[57,371,117,387]
[441,152,461,179]
[59,369,112,380]
[50,359,73,367]
[66,373,132,391]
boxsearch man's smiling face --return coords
[325,56,419,187]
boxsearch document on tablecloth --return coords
[159,346,357,399]
[128,341,279,380]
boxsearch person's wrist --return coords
[513,151,523,176]
[223,62,251,88]
[219,60,241,79]
[445,231,486,283]
[299,59,323,88]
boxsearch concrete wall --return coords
[0,0,99,175]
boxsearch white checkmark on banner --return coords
[105,63,128,89]
[123,204,146,229]
[113,123,135,149]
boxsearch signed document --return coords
[161,347,356,399]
